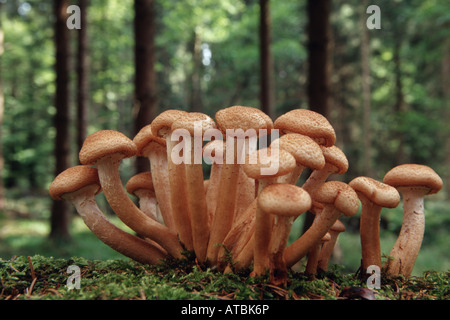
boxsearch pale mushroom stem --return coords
[206,139,240,265]
[359,195,383,270]
[165,136,194,251]
[95,155,184,259]
[185,140,210,263]
[284,206,340,268]
[146,141,176,231]
[133,189,160,222]
[384,187,426,276]
[67,187,167,265]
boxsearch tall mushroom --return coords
[49,165,167,265]
[284,181,359,268]
[206,106,273,265]
[305,232,331,278]
[349,176,400,271]
[133,124,175,231]
[151,109,193,251]
[79,130,183,259]
[257,183,311,285]
[171,112,216,263]
[382,164,443,277]
[243,147,297,276]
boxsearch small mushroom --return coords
[317,219,346,272]
[125,171,161,223]
[151,109,193,251]
[274,108,336,147]
[349,176,400,270]
[243,147,297,276]
[273,133,325,184]
[305,232,331,278]
[133,124,175,231]
[382,164,443,277]
[284,181,359,268]
[49,165,167,265]
[206,106,273,265]
[302,145,349,210]
[79,130,183,259]
[257,183,311,285]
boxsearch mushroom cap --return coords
[321,145,349,174]
[49,165,101,200]
[171,112,217,136]
[215,106,273,134]
[274,109,336,147]
[125,172,154,196]
[150,109,188,137]
[330,219,346,232]
[133,124,166,156]
[258,183,311,217]
[275,133,325,170]
[383,164,443,195]
[349,176,400,208]
[314,181,359,217]
[243,147,296,179]
[79,130,137,165]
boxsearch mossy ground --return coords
[1,254,449,301]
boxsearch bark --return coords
[76,0,88,152]
[259,0,274,119]
[134,0,157,173]
[50,0,71,240]
[306,0,331,117]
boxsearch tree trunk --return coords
[360,0,373,177]
[0,2,5,210]
[50,0,71,240]
[134,0,157,173]
[303,0,332,234]
[189,29,203,113]
[306,0,331,117]
[259,0,274,119]
[76,0,88,152]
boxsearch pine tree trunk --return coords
[259,0,274,119]
[50,0,71,240]
[134,0,157,173]
[77,0,88,152]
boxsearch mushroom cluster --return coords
[49,106,443,284]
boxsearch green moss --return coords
[1,255,448,300]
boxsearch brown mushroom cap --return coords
[275,133,325,170]
[314,181,359,217]
[171,112,217,135]
[243,147,296,179]
[49,165,101,201]
[349,176,400,208]
[258,184,311,217]
[79,130,137,165]
[383,164,443,195]
[133,124,166,156]
[330,219,346,233]
[274,109,336,147]
[125,172,154,196]
[321,145,349,174]
[215,106,273,133]
[151,109,189,137]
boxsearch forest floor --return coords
[1,254,449,301]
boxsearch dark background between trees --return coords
[0,0,448,240]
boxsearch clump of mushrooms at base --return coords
[49,106,444,286]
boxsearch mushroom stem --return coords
[384,187,426,276]
[359,195,383,269]
[144,141,176,231]
[67,187,167,265]
[96,155,183,259]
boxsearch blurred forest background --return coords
[0,0,449,276]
